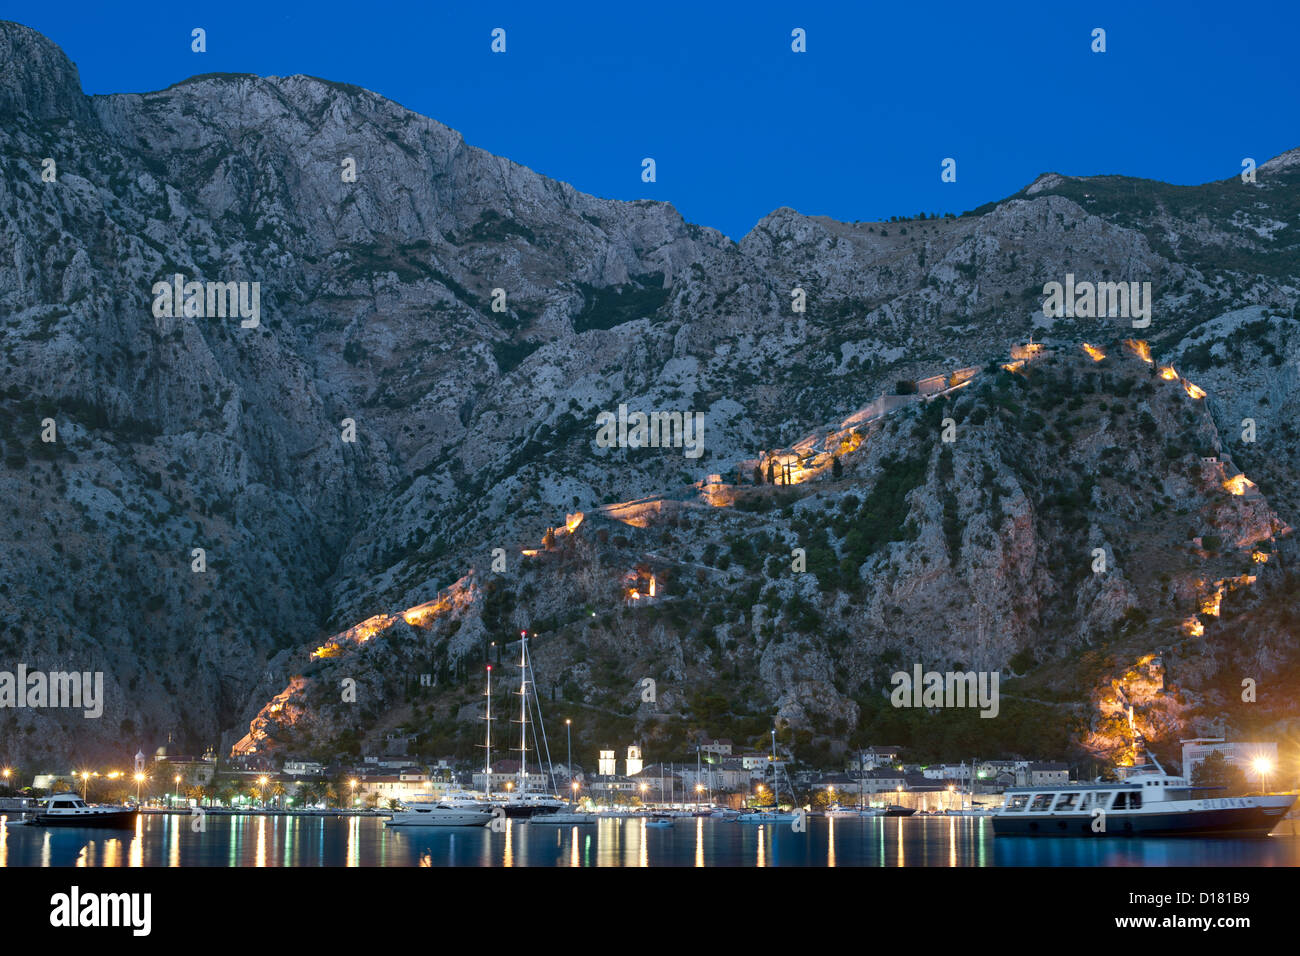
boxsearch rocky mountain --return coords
[1,20,1297,770]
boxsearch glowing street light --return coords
[174,774,182,809]
[258,775,269,807]
[350,778,359,807]
[1253,757,1274,793]
[134,772,145,805]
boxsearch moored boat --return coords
[527,811,596,825]
[384,797,494,827]
[30,793,138,828]
[992,760,1297,837]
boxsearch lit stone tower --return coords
[625,745,643,776]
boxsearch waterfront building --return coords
[1015,762,1070,787]
[1180,738,1278,783]
[283,760,325,777]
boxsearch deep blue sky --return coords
[8,0,1299,238]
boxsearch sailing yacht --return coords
[736,728,799,824]
[499,631,564,819]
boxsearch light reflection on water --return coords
[1,813,1298,867]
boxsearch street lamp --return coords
[565,719,572,804]
[134,772,145,805]
[258,775,268,807]
[1252,757,1274,794]
[174,774,182,809]
[350,778,359,808]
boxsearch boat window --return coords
[1054,793,1080,811]
[1029,794,1054,811]
[1130,791,1142,809]
[1005,794,1029,811]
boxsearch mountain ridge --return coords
[1,20,1297,770]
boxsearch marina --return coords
[5,812,1300,868]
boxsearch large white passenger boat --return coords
[992,760,1296,838]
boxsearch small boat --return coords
[385,798,494,827]
[709,808,740,820]
[644,815,675,828]
[527,811,596,825]
[735,807,799,824]
[883,804,916,817]
[30,793,139,828]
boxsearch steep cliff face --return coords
[231,348,1295,766]
[1,20,1297,766]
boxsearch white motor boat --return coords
[29,793,138,828]
[527,811,597,825]
[385,798,494,828]
[735,808,799,824]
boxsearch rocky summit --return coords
[1,21,1298,770]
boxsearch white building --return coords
[358,771,431,804]
[283,760,324,777]
[1181,738,1278,783]
[625,746,643,776]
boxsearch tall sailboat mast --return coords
[480,665,493,799]
[517,631,529,796]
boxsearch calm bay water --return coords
[4,813,1300,867]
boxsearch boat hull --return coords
[32,808,139,828]
[385,810,493,827]
[993,797,1295,838]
